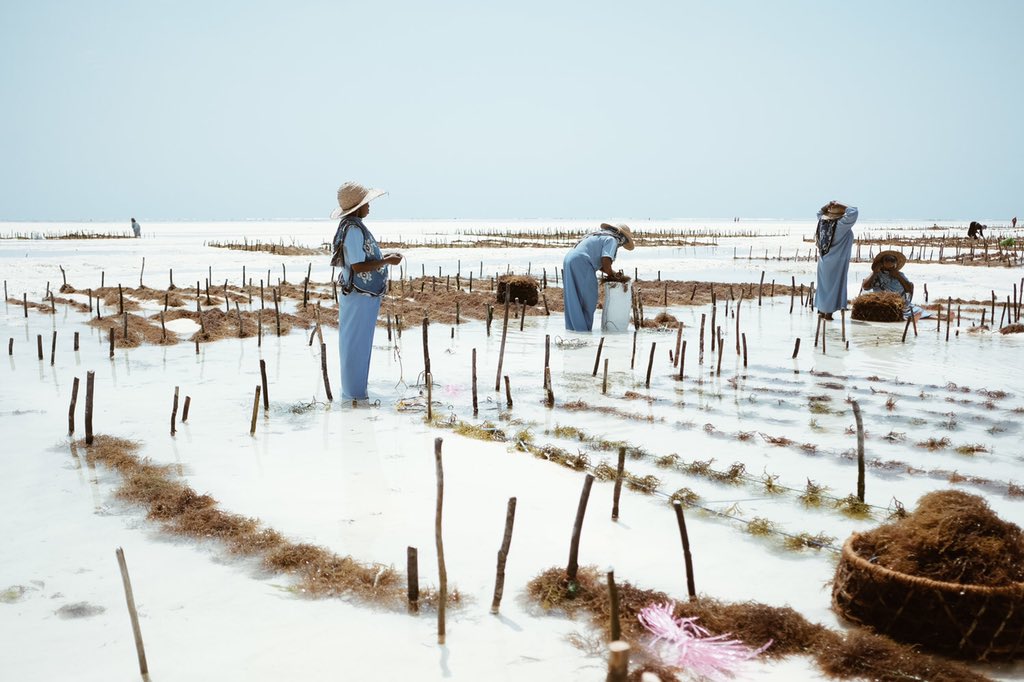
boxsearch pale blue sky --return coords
[1,0,1021,221]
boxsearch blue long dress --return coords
[563,233,619,332]
[334,218,387,400]
[814,207,859,315]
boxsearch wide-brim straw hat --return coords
[872,250,907,272]
[600,222,635,251]
[330,181,387,219]
[823,206,846,220]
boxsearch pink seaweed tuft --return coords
[638,602,772,680]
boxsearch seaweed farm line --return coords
[2,219,1024,682]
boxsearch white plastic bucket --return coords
[601,280,632,332]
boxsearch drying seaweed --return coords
[850,291,905,322]
[526,566,987,681]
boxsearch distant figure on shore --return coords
[967,221,986,239]
[131,217,141,238]
[814,200,858,320]
[861,250,930,321]
[330,181,402,401]
[562,223,634,332]
[1013,216,1018,229]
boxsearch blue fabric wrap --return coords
[814,207,858,314]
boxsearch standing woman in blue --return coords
[814,201,859,320]
[562,223,634,331]
[330,182,403,401]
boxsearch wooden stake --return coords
[427,373,433,421]
[741,332,748,368]
[566,474,595,582]
[85,371,95,445]
[672,500,697,601]
[645,342,656,388]
[320,343,333,401]
[494,291,510,392]
[698,313,706,364]
[503,375,513,408]
[434,438,447,645]
[250,385,261,434]
[901,316,912,343]
[182,396,191,422]
[946,296,951,341]
[260,359,269,410]
[8,338,12,355]
[630,330,637,369]
[607,641,629,682]
[592,336,605,376]
[602,358,609,395]
[50,330,56,365]
[407,546,419,612]
[170,386,179,435]
[673,325,683,367]
[36,334,43,360]
[490,496,517,614]
[852,399,866,503]
[677,340,686,380]
[68,376,80,435]
[471,349,479,415]
[114,547,149,676]
[545,366,554,407]
[612,446,626,521]
[608,569,621,641]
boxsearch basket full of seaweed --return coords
[850,291,905,322]
[496,274,539,306]
[832,490,1024,660]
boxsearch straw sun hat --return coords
[600,223,635,251]
[871,250,907,272]
[330,181,387,220]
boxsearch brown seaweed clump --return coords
[651,311,680,328]
[496,274,540,306]
[526,566,986,681]
[850,291,905,322]
[855,490,1024,586]
[1000,323,1024,335]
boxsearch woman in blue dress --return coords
[814,201,859,320]
[330,182,403,401]
[861,250,930,321]
[562,223,634,332]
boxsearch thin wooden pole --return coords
[503,375,513,408]
[50,330,57,366]
[612,447,626,521]
[677,340,686,380]
[471,349,479,415]
[422,316,431,380]
[85,371,95,445]
[68,376,80,435]
[602,358,609,395]
[427,373,433,421]
[672,500,697,601]
[250,385,261,434]
[434,438,447,645]
[37,334,43,360]
[114,547,148,676]
[566,474,595,582]
[495,291,510,392]
[852,399,866,502]
[592,336,605,377]
[320,343,333,401]
[490,496,517,614]
[645,342,656,388]
[182,396,191,422]
[170,386,179,436]
[608,569,621,642]
[260,359,269,410]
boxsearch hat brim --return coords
[330,188,387,220]
[600,222,635,251]
[872,250,907,271]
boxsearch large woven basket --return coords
[832,533,1024,660]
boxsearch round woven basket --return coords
[832,533,1024,660]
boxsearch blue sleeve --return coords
[344,227,366,265]
[600,236,618,262]
[839,207,859,228]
